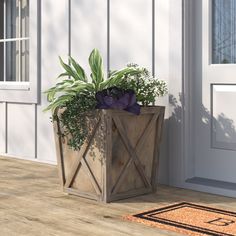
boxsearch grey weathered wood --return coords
[102,113,112,202]
[64,118,101,188]
[64,187,99,201]
[136,112,160,153]
[110,112,160,195]
[54,106,165,202]
[53,116,66,187]
[109,187,153,202]
[81,159,102,196]
[112,116,152,188]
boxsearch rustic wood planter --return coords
[53,106,165,203]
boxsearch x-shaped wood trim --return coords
[111,112,160,194]
[64,118,102,195]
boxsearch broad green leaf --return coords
[43,94,74,113]
[88,49,104,90]
[100,67,141,89]
[59,57,81,81]
[57,72,70,78]
[45,49,143,113]
[69,56,88,82]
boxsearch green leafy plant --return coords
[44,49,141,113]
[45,49,167,150]
[44,49,143,150]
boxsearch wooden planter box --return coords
[53,106,165,203]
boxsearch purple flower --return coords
[95,87,140,115]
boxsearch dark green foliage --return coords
[56,92,97,150]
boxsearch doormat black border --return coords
[131,202,236,236]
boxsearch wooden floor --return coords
[1,157,236,236]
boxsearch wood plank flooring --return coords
[0,156,236,236]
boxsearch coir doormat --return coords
[124,202,236,236]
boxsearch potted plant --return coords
[44,49,167,202]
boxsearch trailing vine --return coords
[56,92,97,150]
[45,49,168,151]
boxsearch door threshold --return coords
[186,177,236,191]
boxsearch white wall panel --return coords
[36,0,69,163]
[71,0,107,76]
[0,102,6,153]
[155,0,170,184]
[37,106,57,163]
[212,85,236,150]
[155,0,169,108]
[110,0,152,70]
[7,103,35,158]
[168,0,183,187]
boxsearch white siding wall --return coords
[155,0,170,184]
[36,1,69,163]
[0,0,170,184]
[168,0,184,187]
[7,104,36,158]
[110,0,152,70]
[71,0,107,75]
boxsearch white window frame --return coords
[0,0,39,103]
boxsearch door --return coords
[190,0,236,184]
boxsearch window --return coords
[212,0,236,64]
[0,0,38,103]
[0,0,29,82]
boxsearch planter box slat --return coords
[54,106,165,202]
[64,187,100,201]
[109,187,153,202]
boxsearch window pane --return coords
[20,39,29,82]
[21,0,29,38]
[6,41,19,81]
[0,0,3,81]
[212,0,236,64]
[0,43,3,81]
[6,0,29,39]
[6,0,18,39]
[0,0,3,39]
[0,0,29,82]
[0,40,29,82]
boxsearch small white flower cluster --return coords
[121,63,168,106]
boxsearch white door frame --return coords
[168,0,236,197]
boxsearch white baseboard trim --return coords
[171,181,236,199]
